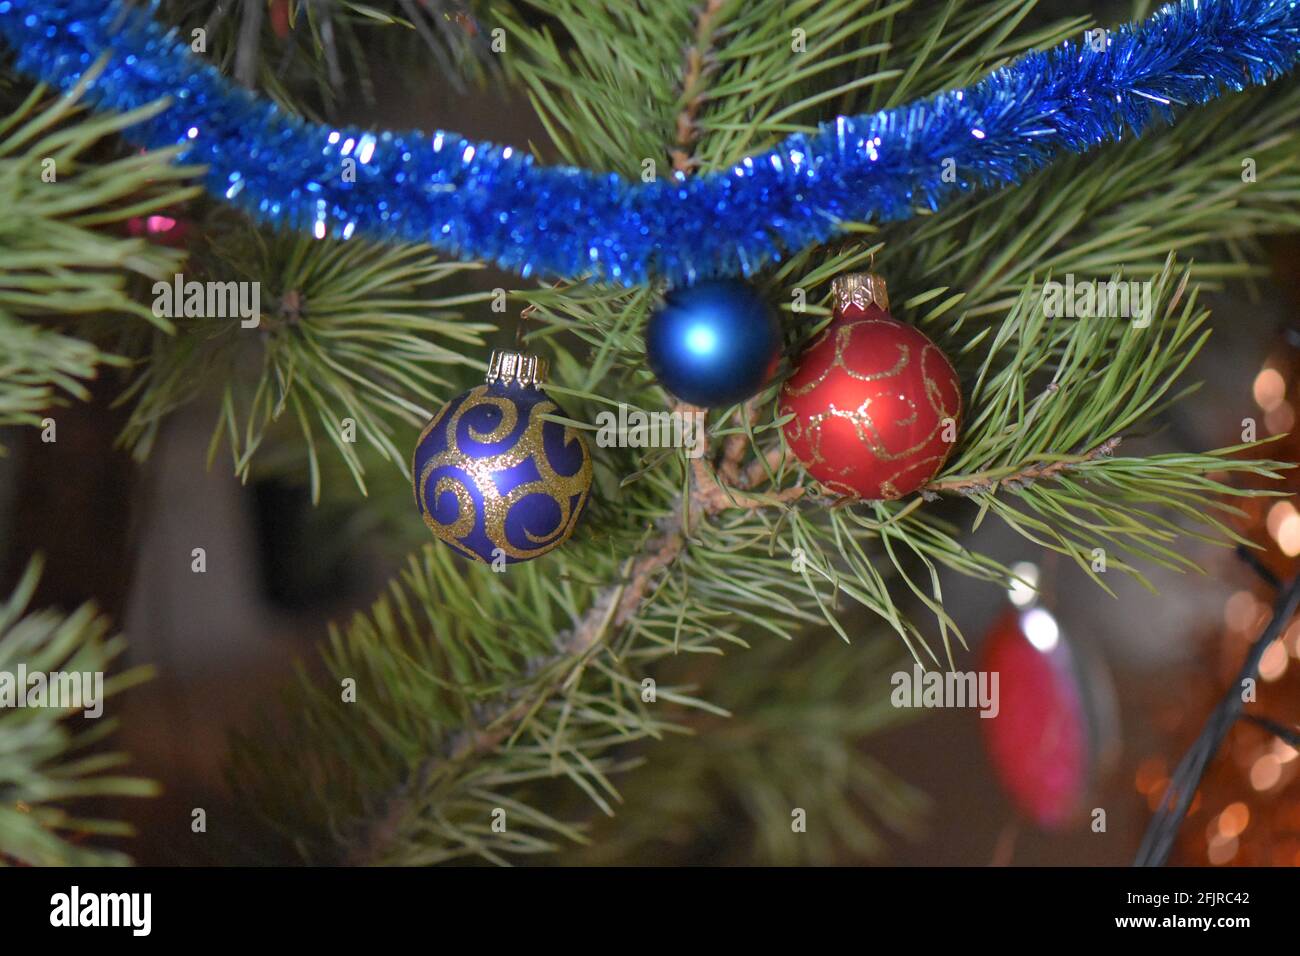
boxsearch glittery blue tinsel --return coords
[0,0,1297,286]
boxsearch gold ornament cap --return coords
[831,272,889,314]
[486,349,548,388]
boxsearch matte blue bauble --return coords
[412,352,592,564]
[646,280,781,407]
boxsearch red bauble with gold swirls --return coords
[780,273,962,499]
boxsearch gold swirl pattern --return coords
[780,314,962,500]
[413,383,592,563]
[783,321,912,396]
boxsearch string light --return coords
[1139,342,1300,866]
[1253,367,1287,410]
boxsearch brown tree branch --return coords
[922,437,1122,497]
[669,0,727,175]
[345,397,799,863]
[345,2,797,864]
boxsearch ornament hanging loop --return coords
[515,301,537,348]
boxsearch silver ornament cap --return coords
[486,349,548,388]
[832,273,890,314]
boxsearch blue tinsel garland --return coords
[0,0,1297,286]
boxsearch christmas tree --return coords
[1,0,1298,868]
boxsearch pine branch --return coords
[223,0,1045,863]
[156,0,499,115]
[889,78,1300,324]
[0,68,199,330]
[0,559,156,867]
[0,315,124,438]
[117,226,495,499]
[229,0,1300,865]
[0,64,201,448]
[570,633,927,864]
[924,436,1122,496]
[340,398,800,863]
[669,0,727,175]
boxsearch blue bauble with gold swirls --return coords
[412,351,592,564]
[646,279,782,407]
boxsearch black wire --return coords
[1235,543,1282,591]
[1133,573,1300,866]
[1243,713,1300,749]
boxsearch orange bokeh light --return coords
[1253,367,1288,411]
